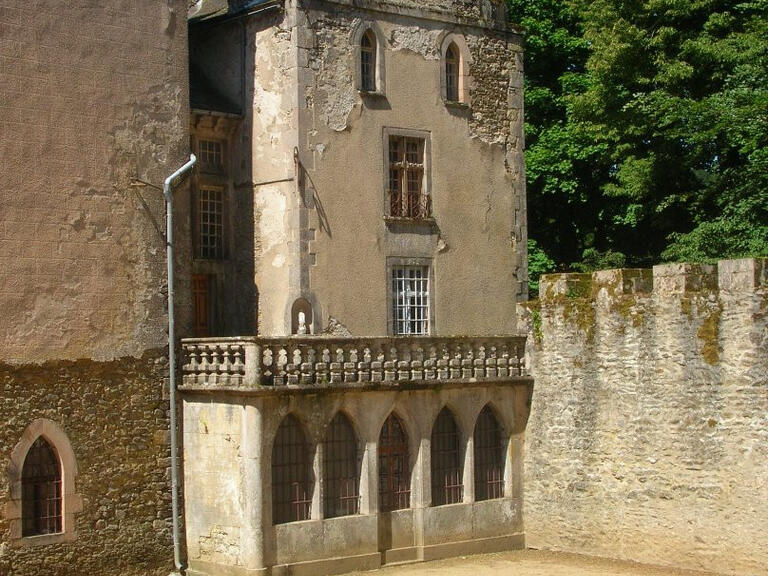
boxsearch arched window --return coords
[445,42,460,102]
[272,415,312,524]
[474,406,505,501]
[323,413,359,518]
[378,413,410,511]
[360,29,377,92]
[430,408,463,506]
[21,437,62,536]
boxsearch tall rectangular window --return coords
[388,136,430,219]
[198,139,224,173]
[392,266,430,335]
[192,274,215,337]
[198,186,224,260]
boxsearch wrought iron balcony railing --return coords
[181,335,528,389]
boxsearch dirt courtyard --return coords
[349,550,722,576]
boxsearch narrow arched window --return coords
[360,29,377,92]
[323,413,360,518]
[272,415,312,524]
[445,43,460,102]
[379,413,410,511]
[21,437,62,536]
[474,406,505,501]
[430,408,463,506]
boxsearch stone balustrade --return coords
[181,336,528,389]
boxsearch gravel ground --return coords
[348,550,723,576]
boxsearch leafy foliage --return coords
[511,0,768,293]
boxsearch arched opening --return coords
[21,437,62,536]
[378,413,410,511]
[445,42,460,102]
[323,413,360,518]
[473,405,505,500]
[360,29,377,92]
[430,407,463,506]
[291,298,313,335]
[272,414,313,524]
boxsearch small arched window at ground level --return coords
[272,415,313,524]
[445,42,460,102]
[22,437,62,537]
[379,413,411,511]
[323,413,360,518]
[431,408,463,506]
[474,406,505,501]
[361,29,377,92]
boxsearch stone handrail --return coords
[181,335,528,389]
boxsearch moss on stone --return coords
[698,302,722,366]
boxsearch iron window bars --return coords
[378,414,411,511]
[445,43,460,102]
[198,187,224,260]
[474,406,505,501]
[272,415,313,524]
[21,437,62,536]
[431,408,463,506]
[388,136,430,219]
[323,413,360,518]
[392,266,430,336]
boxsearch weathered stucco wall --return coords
[235,0,526,337]
[517,259,768,576]
[0,0,189,363]
[1,1,189,574]
[182,382,530,576]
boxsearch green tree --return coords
[510,0,768,293]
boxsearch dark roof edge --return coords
[311,0,524,36]
[189,0,283,25]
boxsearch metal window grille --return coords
[445,44,459,102]
[392,266,429,336]
[474,406,505,501]
[272,415,313,524]
[198,139,223,172]
[21,437,62,537]
[430,408,463,506]
[198,187,224,259]
[388,136,430,219]
[323,413,360,518]
[378,414,411,512]
[360,30,376,92]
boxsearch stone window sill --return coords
[384,216,436,226]
[359,89,387,99]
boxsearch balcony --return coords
[181,335,528,391]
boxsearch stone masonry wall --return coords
[517,259,768,576]
[0,353,173,576]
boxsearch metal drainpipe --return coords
[163,154,197,575]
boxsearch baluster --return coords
[231,346,245,386]
[461,342,473,379]
[370,344,384,382]
[274,346,288,386]
[344,345,358,383]
[262,347,274,385]
[384,346,398,382]
[411,346,424,380]
[286,347,301,386]
[485,345,498,379]
[437,341,450,380]
[474,343,486,379]
[301,345,315,385]
[330,347,343,383]
[498,344,510,378]
[315,347,331,385]
[358,345,371,382]
[424,344,437,380]
[397,343,410,381]
[515,343,525,376]
[449,342,461,379]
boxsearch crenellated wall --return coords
[517,258,768,576]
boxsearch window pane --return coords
[323,414,360,518]
[22,437,62,536]
[431,409,463,506]
[379,414,411,512]
[392,266,429,335]
[272,415,312,524]
[198,187,224,259]
[474,406,505,501]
